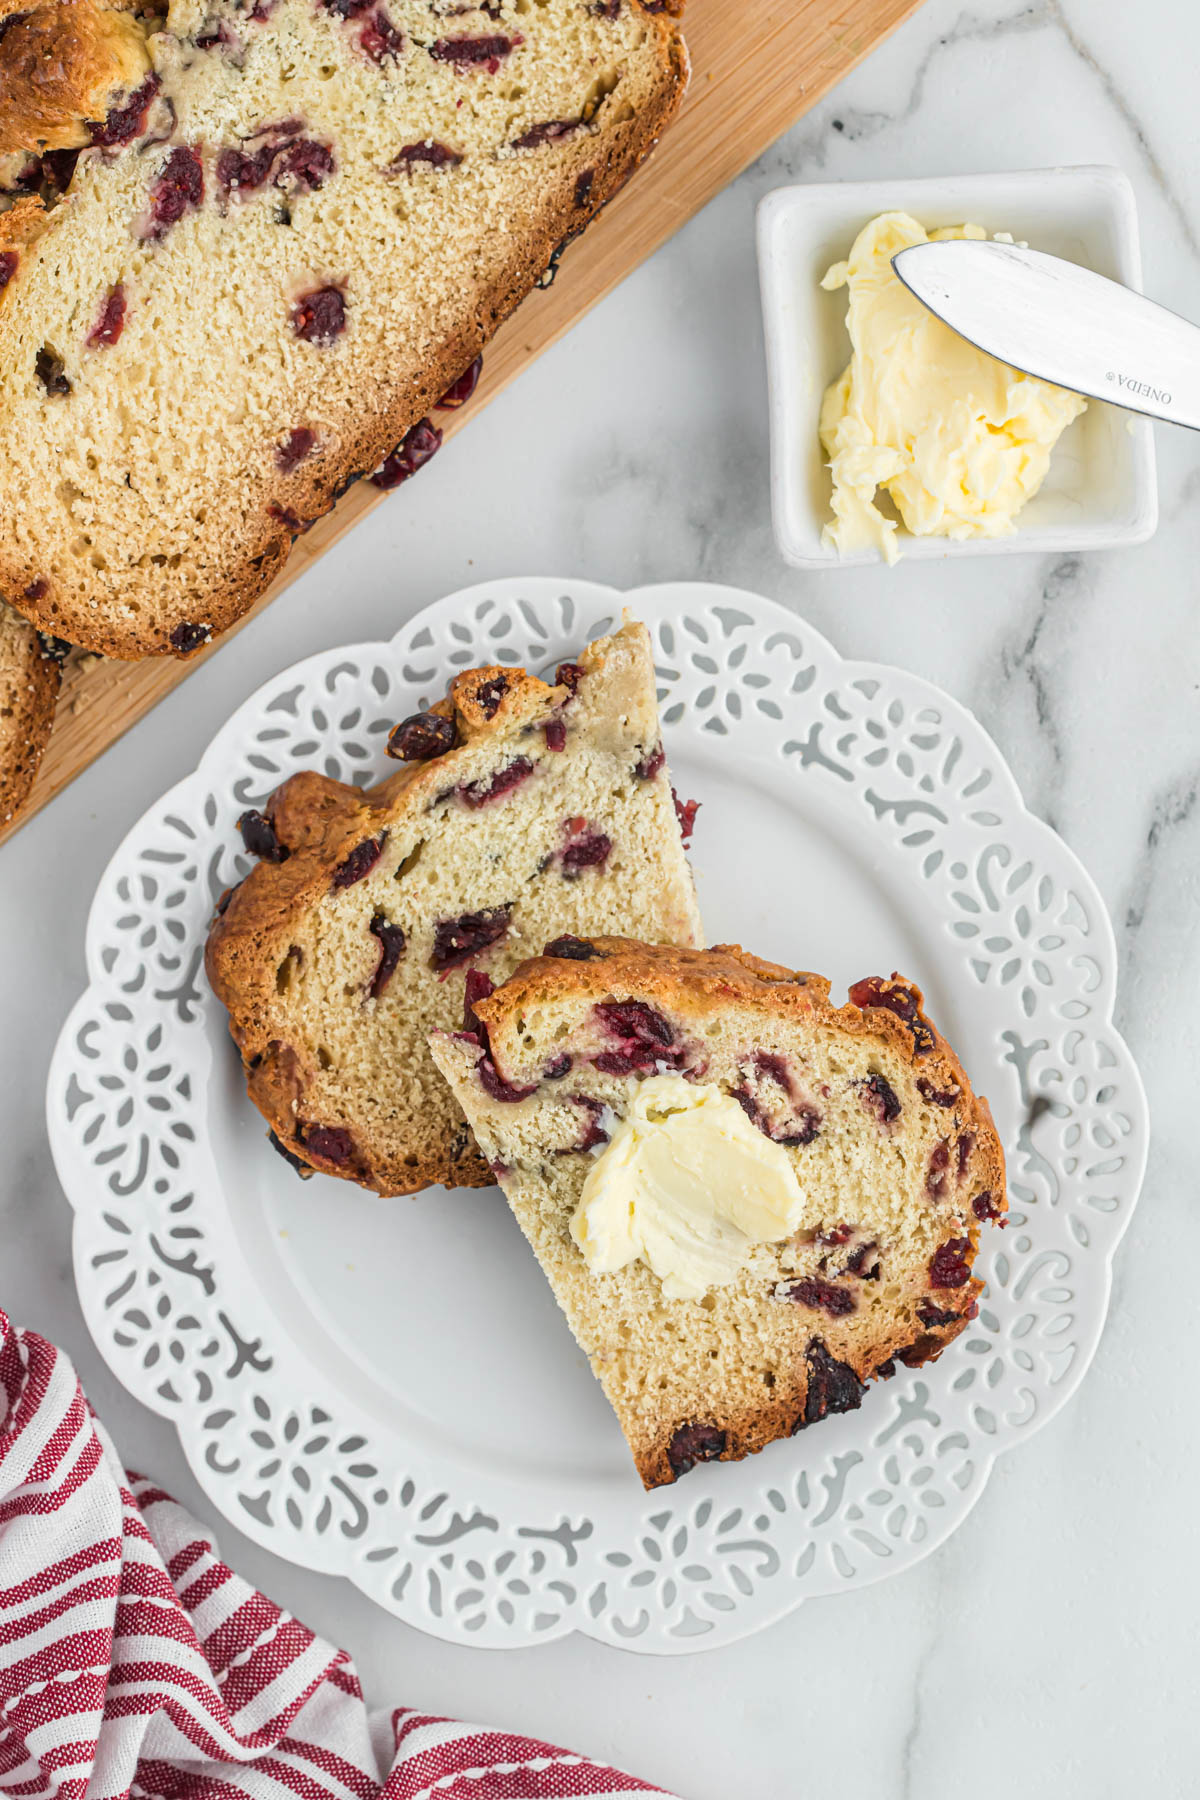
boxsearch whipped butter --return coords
[569,1076,805,1302]
[819,211,1088,563]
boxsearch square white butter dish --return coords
[757,165,1158,568]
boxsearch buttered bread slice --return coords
[0,0,686,656]
[430,938,1006,1488]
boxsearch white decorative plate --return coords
[49,579,1148,1654]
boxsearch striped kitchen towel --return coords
[0,1310,674,1800]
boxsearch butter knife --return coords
[892,239,1200,431]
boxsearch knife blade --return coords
[891,239,1200,432]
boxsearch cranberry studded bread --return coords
[206,620,703,1194]
[429,938,1007,1489]
[0,0,687,657]
[0,599,61,823]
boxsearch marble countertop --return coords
[2,1,1195,1793]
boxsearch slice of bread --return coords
[0,598,61,824]
[0,0,687,658]
[205,620,703,1195]
[429,938,1007,1488]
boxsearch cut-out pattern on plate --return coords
[49,580,1147,1653]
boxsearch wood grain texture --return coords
[2,0,924,845]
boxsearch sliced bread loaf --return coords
[205,620,703,1195]
[0,598,61,823]
[429,937,1006,1488]
[0,0,687,657]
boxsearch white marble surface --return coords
[3,1,1197,1793]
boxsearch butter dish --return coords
[757,165,1158,568]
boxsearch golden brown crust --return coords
[469,935,1007,1489]
[0,600,59,822]
[4,17,690,658]
[0,0,152,155]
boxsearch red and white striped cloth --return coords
[0,1311,675,1800]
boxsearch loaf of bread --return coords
[0,599,61,823]
[206,619,703,1194]
[0,0,687,657]
[430,938,1007,1488]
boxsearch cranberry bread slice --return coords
[205,619,703,1196]
[429,938,1006,1490]
[0,599,61,823]
[0,0,687,658]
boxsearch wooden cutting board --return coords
[3,0,923,844]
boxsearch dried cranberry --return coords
[544,935,602,960]
[0,251,18,291]
[462,968,495,1037]
[332,833,386,888]
[268,1129,313,1177]
[818,1222,854,1248]
[926,1139,951,1202]
[917,1301,961,1329]
[543,1053,572,1080]
[371,417,442,488]
[733,1066,821,1147]
[667,1421,726,1480]
[321,0,373,14]
[849,975,935,1056]
[917,1076,960,1108]
[146,146,204,240]
[929,1238,972,1289]
[429,33,520,72]
[387,140,464,175]
[387,709,456,760]
[292,284,347,345]
[367,913,406,998]
[574,167,594,208]
[274,138,336,191]
[844,1240,880,1280]
[956,1131,975,1181]
[300,1123,356,1165]
[216,143,274,196]
[25,578,49,604]
[460,757,533,809]
[511,118,580,150]
[673,789,699,843]
[544,718,567,752]
[170,621,209,653]
[276,426,316,472]
[477,1057,536,1104]
[35,348,70,396]
[560,824,611,877]
[972,1191,1003,1223]
[572,1094,610,1152]
[634,743,665,781]
[431,904,512,970]
[555,662,585,695]
[798,1340,864,1428]
[592,999,678,1075]
[195,20,233,48]
[437,354,481,407]
[783,1277,856,1317]
[238,807,288,862]
[473,673,510,718]
[90,75,161,147]
[359,5,405,61]
[859,1072,901,1125]
[34,149,81,195]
